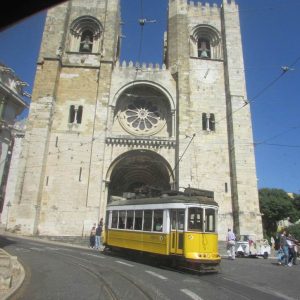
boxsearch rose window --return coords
[118,98,166,136]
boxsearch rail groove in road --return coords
[68,260,118,300]
[48,250,155,300]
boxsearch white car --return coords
[236,234,271,259]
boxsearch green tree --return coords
[288,223,300,241]
[259,188,300,237]
[293,193,300,211]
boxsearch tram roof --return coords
[107,195,218,208]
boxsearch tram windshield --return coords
[188,207,216,232]
[205,208,216,232]
[188,207,203,231]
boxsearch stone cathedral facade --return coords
[7,0,263,240]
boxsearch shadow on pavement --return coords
[0,235,17,248]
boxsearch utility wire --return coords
[255,125,300,146]
[175,53,300,166]
[213,63,297,127]
[137,0,144,64]
[172,133,195,174]
[260,143,300,149]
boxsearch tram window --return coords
[118,211,126,229]
[143,210,152,231]
[126,211,134,230]
[134,210,143,230]
[205,209,216,232]
[170,211,176,230]
[188,207,203,231]
[112,211,118,228]
[153,210,163,232]
[105,211,109,228]
[178,210,185,230]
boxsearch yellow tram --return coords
[103,188,221,272]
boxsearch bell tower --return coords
[167,0,263,238]
[12,0,121,235]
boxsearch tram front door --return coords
[170,209,185,255]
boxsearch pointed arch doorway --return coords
[107,150,174,201]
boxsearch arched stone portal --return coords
[107,150,174,200]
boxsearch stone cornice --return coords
[106,136,176,148]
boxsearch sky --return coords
[0,0,299,194]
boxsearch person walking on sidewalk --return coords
[226,228,236,260]
[279,230,289,266]
[95,219,103,250]
[89,224,96,249]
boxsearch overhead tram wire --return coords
[261,143,300,149]
[125,0,157,93]
[171,54,300,170]
[137,0,144,67]
[171,133,196,176]
[135,0,156,76]
[255,124,300,147]
[190,54,300,137]
[213,58,300,128]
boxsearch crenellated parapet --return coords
[188,1,220,16]
[116,61,167,72]
[221,0,238,12]
[186,0,237,14]
[221,0,237,7]
[186,0,237,12]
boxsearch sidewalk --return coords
[0,247,25,300]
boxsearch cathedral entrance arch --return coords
[106,150,174,201]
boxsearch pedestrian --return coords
[274,233,280,251]
[271,236,275,249]
[89,224,96,249]
[287,234,299,266]
[95,218,103,250]
[278,229,289,266]
[226,228,236,260]
[294,240,299,265]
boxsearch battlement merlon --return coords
[188,2,220,16]
[116,61,167,72]
[188,1,220,16]
[170,0,238,17]
[221,0,238,11]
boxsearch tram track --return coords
[66,260,118,300]
[49,250,155,300]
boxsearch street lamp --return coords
[6,201,11,230]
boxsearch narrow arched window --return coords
[202,113,207,130]
[79,30,93,53]
[209,113,215,131]
[202,113,215,132]
[198,38,211,59]
[77,106,83,124]
[69,105,75,123]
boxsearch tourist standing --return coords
[89,224,96,249]
[226,228,236,260]
[95,219,103,250]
